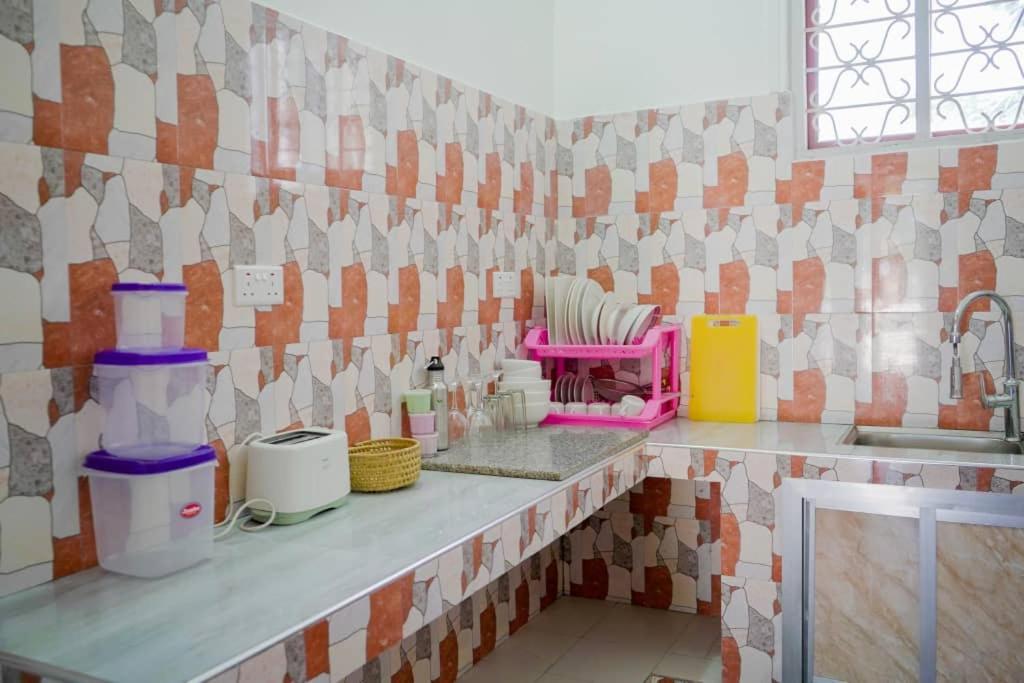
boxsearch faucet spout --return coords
[949,290,1021,442]
[950,348,964,400]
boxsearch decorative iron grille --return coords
[803,0,1024,148]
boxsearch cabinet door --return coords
[936,521,1024,681]
[782,479,1024,683]
[812,509,919,683]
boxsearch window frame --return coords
[790,0,1024,158]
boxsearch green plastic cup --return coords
[404,389,433,414]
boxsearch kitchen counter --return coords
[421,426,648,480]
[650,419,1024,469]
[0,435,645,683]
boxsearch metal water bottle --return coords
[426,356,449,451]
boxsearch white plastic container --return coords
[83,446,215,578]
[112,282,188,349]
[93,348,208,459]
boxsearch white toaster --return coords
[245,427,350,525]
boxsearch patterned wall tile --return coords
[434,76,477,207]
[476,92,513,212]
[385,56,436,201]
[0,142,66,373]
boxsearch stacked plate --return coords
[544,276,661,346]
[552,372,595,403]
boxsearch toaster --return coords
[245,427,350,525]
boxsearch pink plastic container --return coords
[418,432,439,456]
[409,411,435,435]
[523,324,681,430]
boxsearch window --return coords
[797,0,1024,150]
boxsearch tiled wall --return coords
[3,0,1024,605]
[552,98,1024,428]
[336,541,561,683]
[562,477,721,617]
[0,0,552,598]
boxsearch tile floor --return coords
[460,597,722,683]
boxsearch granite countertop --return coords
[650,419,1024,469]
[421,426,649,480]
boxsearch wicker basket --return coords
[349,438,422,492]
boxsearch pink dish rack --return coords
[523,324,681,430]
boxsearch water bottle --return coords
[426,356,449,451]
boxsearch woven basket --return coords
[349,438,422,492]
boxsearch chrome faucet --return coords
[949,290,1021,443]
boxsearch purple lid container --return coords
[111,282,187,293]
[94,348,208,366]
[84,444,216,475]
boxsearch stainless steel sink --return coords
[843,426,1024,455]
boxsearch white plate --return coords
[565,280,583,344]
[598,293,621,344]
[606,300,631,344]
[589,295,607,345]
[563,373,577,403]
[579,281,604,345]
[615,305,644,344]
[580,376,595,403]
[555,373,573,403]
[624,304,658,344]
[559,279,574,344]
[551,277,574,345]
[545,277,556,344]
[572,374,587,402]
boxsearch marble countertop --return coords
[421,426,649,480]
[0,464,608,683]
[650,419,1024,469]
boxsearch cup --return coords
[408,411,435,435]
[404,389,433,414]
[617,395,646,417]
[566,402,587,415]
[587,402,611,416]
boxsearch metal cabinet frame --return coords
[781,479,1024,683]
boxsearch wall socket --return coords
[492,271,517,298]
[233,265,284,306]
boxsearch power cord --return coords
[213,433,277,539]
[213,498,277,539]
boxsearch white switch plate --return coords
[492,271,517,298]
[233,265,284,306]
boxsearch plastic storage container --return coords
[83,446,215,578]
[94,348,208,459]
[408,411,435,435]
[112,282,188,349]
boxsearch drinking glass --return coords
[447,381,468,443]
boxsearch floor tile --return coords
[653,653,722,682]
[528,597,618,638]
[670,615,721,657]
[535,675,587,683]
[583,603,694,651]
[458,625,578,683]
[547,637,667,683]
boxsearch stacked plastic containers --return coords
[82,283,215,578]
[404,389,438,455]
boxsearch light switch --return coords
[233,265,284,306]
[492,271,517,298]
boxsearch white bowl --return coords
[501,359,541,373]
[523,401,550,425]
[519,389,551,403]
[497,378,550,393]
[501,366,542,379]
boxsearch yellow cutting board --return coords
[689,315,759,423]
